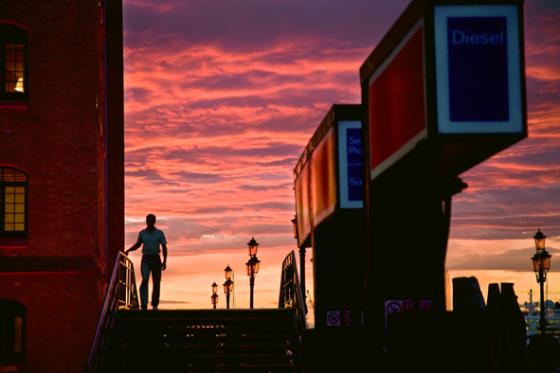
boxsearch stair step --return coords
[115,322,295,334]
[115,343,293,354]
[111,352,292,363]
[117,309,294,320]
[99,308,303,373]
[105,361,297,373]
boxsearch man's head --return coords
[146,214,156,229]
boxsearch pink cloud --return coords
[123,0,560,307]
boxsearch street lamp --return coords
[531,229,552,334]
[223,265,234,309]
[246,237,260,309]
[211,282,218,309]
[248,237,259,257]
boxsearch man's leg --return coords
[140,257,151,310]
[151,257,162,310]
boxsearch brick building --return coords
[0,1,123,372]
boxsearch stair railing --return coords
[279,250,307,330]
[86,252,139,372]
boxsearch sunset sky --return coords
[122,0,560,310]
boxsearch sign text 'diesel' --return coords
[435,5,523,134]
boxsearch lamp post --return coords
[223,265,234,309]
[211,282,218,309]
[531,229,552,334]
[246,237,260,309]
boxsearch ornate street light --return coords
[246,238,261,309]
[246,255,260,276]
[223,265,234,309]
[531,229,552,334]
[211,282,218,309]
[247,237,259,257]
[534,229,546,251]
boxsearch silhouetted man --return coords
[125,214,168,311]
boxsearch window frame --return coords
[0,168,28,238]
[0,24,28,101]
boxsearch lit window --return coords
[0,24,27,99]
[0,167,27,237]
[0,299,25,367]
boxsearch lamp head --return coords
[534,229,546,251]
[247,237,259,257]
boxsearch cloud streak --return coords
[123,0,560,307]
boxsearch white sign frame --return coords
[434,5,523,134]
[338,121,364,209]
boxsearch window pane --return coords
[1,168,28,235]
[0,168,27,182]
[4,43,25,93]
[5,45,15,75]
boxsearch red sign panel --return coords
[369,23,427,179]
[311,128,337,225]
[295,162,311,244]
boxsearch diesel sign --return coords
[451,29,505,45]
[447,16,509,122]
[434,5,523,135]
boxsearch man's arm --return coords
[125,235,142,255]
[162,243,167,271]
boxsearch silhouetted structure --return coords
[293,104,365,330]
[293,0,528,370]
[292,104,367,371]
[0,1,123,372]
[358,1,527,368]
[88,252,306,372]
[531,229,552,334]
[246,237,260,309]
[223,265,234,309]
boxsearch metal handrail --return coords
[86,252,139,372]
[279,250,307,330]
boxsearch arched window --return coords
[0,167,27,237]
[0,299,25,366]
[0,24,28,100]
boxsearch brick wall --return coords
[0,0,124,371]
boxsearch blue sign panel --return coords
[346,128,363,202]
[434,5,523,134]
[338,121,363,209]
[448,17,508,122]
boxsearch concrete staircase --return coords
[100,309,303,373]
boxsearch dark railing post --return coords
[88,252,139,372]
[279,251,307,331]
